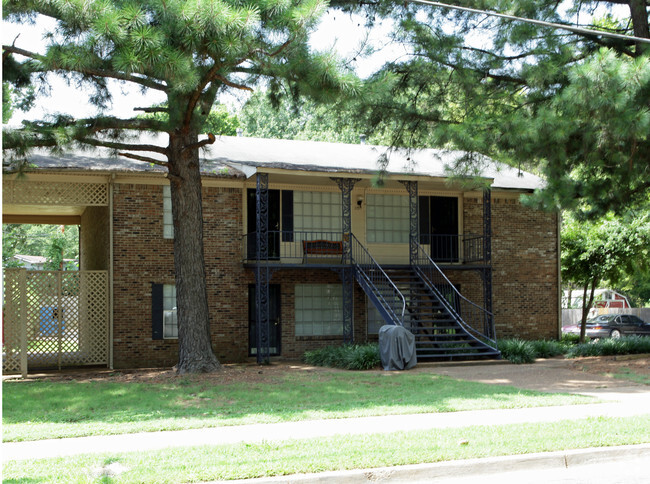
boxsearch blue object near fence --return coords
[39,306,65,335]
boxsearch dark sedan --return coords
[564,314,650,339]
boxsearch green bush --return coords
[560,333,582,345]
[303,343,381,370]
[530,339,567,358]
[566,335,650,358]
[497,339,536,364]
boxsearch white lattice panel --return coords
[3,269,109,373]
[3,180,108,206]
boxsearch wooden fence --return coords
[3,269,109,376]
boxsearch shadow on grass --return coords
[3,371,590,441]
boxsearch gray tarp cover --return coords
[378,325,417,371]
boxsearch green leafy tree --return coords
[240,90,386,144]
[3,0,359,373]
[139,103,240,136]
[561,213,650,342]
[2,224,79,269]
[331,0,649,217]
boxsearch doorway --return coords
[248,284,281,356]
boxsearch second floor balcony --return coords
[242,231,489,266]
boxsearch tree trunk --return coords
[168,130,221,374]
[628,0,650,55]
[579,280,597,344]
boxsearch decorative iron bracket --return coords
[255,173,271,364]
[399,180,418,266]
[483,188,492,263]
[331,177,361,264]
[333,267,355,344]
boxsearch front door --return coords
[419,196,459,262]
[248,284,281,356]
[247,188,281,259]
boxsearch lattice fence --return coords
[3,269,109,374]
[3,180,108,206]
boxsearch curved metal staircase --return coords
[350,236,500,361]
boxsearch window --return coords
[163,185,174,239]
[366,194,409,243]
[162,284,178,339]
[295,284,343,336]
[294,191,342,234]
[152,283,177,340]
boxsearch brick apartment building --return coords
[2,135,560,373]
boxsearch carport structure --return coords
[3,175,111,376]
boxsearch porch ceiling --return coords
[3,204,85,224]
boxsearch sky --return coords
[2,12,401,126]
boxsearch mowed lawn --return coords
[3,367,592,442]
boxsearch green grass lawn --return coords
[3,370,592,442]
[4,416,649,483]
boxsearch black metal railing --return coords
[414,242,497,344]
[419,234,486,264]
[350,234,405,326]
[243,231,347,263]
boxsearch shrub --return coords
[560,333,581,345]
[497,339,536,364]
[530,339,566,358]
[303,343,381,370]
[566,335,650,358]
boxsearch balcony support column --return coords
[255,173,271,364]
[482,188,494,339]
[483,188,492,263]
[331,177,360,344]
[399,180,419,265]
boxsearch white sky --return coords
[2,12,401,126]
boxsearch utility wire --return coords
[409,0,650,45]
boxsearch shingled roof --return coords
[7,133,544,190]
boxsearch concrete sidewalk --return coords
[3,388,649,462]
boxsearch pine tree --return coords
[332,0,650,217]
[3,0,359,373]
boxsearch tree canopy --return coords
[561,211,650,341]
[328,0,650,217]
[3,0,358,373]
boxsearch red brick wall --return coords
[112,183,250,368]
[464,195,560,340]
[112,184,559,368]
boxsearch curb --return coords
[211,443,650,484]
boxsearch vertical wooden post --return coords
[19,269,28,378]
[57,272,63,370]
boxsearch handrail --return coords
[349,234,406,326]
[414,242,497,344]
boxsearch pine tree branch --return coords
[2,45,169,92]
[118,152,169,167]
[79,138,169,155]
[181,133,216,153]
[134,107,168,113]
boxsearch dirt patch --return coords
[4,355,649,391]
[3,361,341,385]
[568,354,650,379]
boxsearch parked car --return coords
[563,314,650,339]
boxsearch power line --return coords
[409,0,650,45]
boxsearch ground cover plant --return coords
[303,343,380,370]
[4,415,649,483]
[2,366,591,442]
[566,336,650,358]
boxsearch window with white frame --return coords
[295,284,344,336]
[163,284,178,338]
[163,185,174,238]
[366,194,409,243]
[294,191,342,234]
